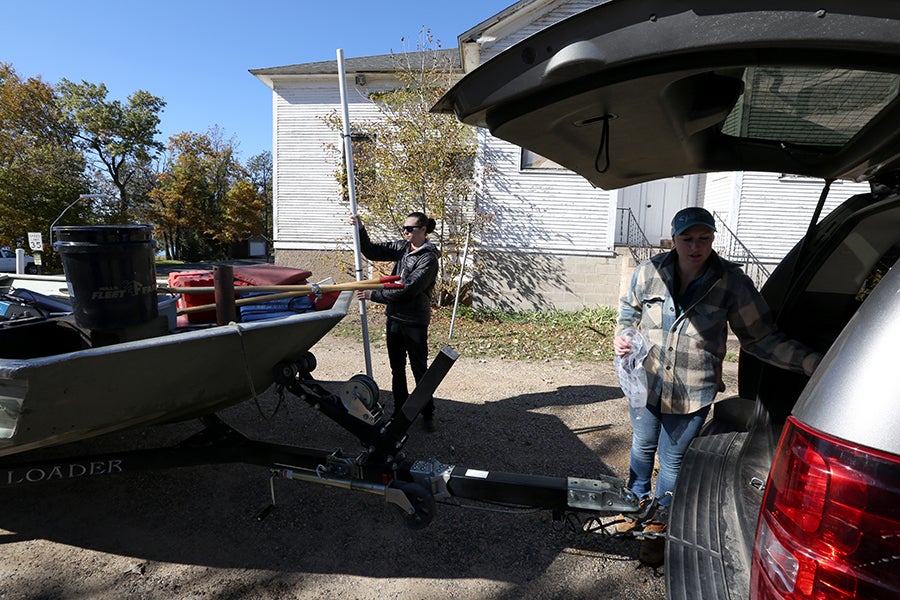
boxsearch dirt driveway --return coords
[0,332,738,599]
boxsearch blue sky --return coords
[3,0,514,162]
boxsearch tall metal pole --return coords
[337,48,373,378]
[448,223,472,341]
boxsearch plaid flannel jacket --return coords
[617,250,821,414]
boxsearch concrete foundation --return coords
[471,248,638,311]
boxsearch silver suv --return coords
[434,2,900,598]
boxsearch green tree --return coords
[0,63,87,258]
[246,150,273,243]
[325,31,487,304]
[56,79,165,221]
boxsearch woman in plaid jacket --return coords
[613,207,821,564]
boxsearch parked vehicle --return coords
[434,1,900,598]
[0,248,37,274]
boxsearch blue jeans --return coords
[628,402,711,507]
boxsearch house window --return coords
[521,148,567,171]
[341,132,375,202]
[349,132,374,163]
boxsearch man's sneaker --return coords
[638,520,667,567]
[423,416,437,433]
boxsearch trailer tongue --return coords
[269,345,645,527]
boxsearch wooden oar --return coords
[175,279,403,315]
[163,275,399,295]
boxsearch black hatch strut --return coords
[794,178,834,269]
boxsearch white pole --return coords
[448,223,472,341]
[15,248,25,275]
[337,48,373,378]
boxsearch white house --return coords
[251,0,870,311]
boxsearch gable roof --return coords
[250,2,564,87]
[251,49,461,88]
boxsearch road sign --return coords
[27,232,43,252]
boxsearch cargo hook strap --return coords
[229,321,283,419]
[593,115,612,174]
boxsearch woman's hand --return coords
[348,214,362,229]
[355,290,371,301]
[613,334,632,357]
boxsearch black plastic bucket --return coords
[53,225,158,329]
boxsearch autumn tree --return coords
[0,63,87,255]
[56,79,165,221]
[214,179,266,247]
[145,130,266,260]
[325,32,487,304]
[145,134,207,259]
[1,64,266,264]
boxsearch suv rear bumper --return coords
[667,432,752,599]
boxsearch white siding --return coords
[735,172,870,264]
[272,80,395,251]
[477,129,614,256]
[464,1,616,259]
[700,172,740,228]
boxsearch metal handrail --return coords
[616,208,658,263]
[615,207,770,288]
[711,211,771,289]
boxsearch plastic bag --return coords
[614,327,648,408]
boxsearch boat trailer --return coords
[0,345,657,535]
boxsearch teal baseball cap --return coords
[671,207,716,237]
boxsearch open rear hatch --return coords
[433,0,900,190]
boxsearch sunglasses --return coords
[400,225,423,233]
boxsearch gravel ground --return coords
[0,331,737,599]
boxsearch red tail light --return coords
[751,417,900,599]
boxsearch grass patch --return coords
[332,305,619,362]
[333,305,741,363]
